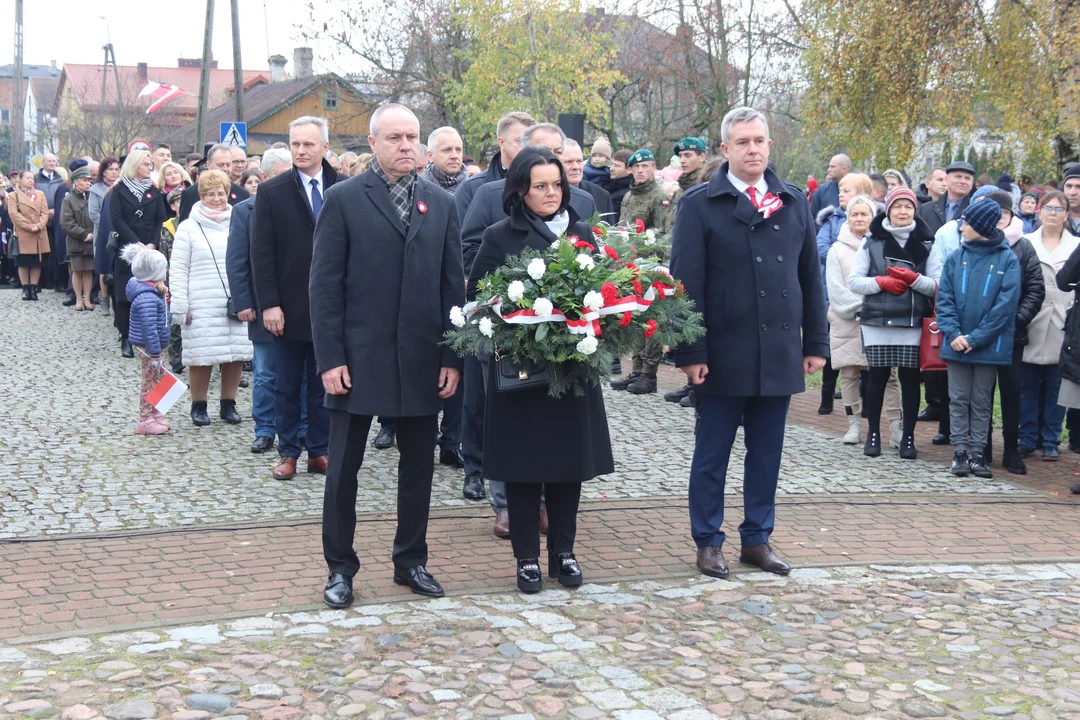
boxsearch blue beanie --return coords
[961,198,1002,238]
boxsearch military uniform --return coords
[619,177,669,232]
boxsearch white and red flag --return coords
[144,371,188,414]
[138,81,186,113]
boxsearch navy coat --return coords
[225,197,271,344]
[809,179,839,220]
[455,151,507,224]
[669,163,830,397]
[309,169,466,418]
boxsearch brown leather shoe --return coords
[539,506,549,536]
[272,457,298,481]
[493,510,510,539]
[739,543,791,575]
[307,455,328,474]
[696,546,729,579]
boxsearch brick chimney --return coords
[293,48,313,80]
[268,54,287,83]
[137,63,148,79]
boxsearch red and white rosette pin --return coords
[417,201,428,214]
[758,193,784,219]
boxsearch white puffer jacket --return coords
[171,203,253,367]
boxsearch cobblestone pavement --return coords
[2,563,1079,720]
[0,293,1032,539]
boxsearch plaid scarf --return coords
[370,159,417,230]
[425,161,467,194]
[122,176,154,201]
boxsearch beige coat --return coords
[1022,227,1080,365]
[826,223,870,368]
[5,189,50,258]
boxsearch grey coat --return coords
[309,170,466,417]
[225,197,272,343]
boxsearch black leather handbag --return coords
[495,355,550,392]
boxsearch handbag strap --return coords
[197,223,231,303]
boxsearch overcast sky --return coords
[2,0,337,76]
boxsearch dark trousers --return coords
[688,394,790,549]
[821,356,839,403]
[274,337,328,459]
[115,300,131,339]
[462,355,485,478]
[505,481,581,560]
[378,392,462,449]
[1068,409,1080,447]
[322,410,437,576]
[866,366,921,439]
[925,370,950,435]
[986,346,1023,455]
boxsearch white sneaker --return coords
[889,419,903,449]
[843,415,861,445]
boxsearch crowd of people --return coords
[2,103,1079,607]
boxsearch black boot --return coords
[21,286,32,301]
[516,559,542,594]
[610,372,641,390]
[818,387,834,415]
[898,435,917,460]
[30,284,39,300]
[548,550,583,587]
[863,431,881,457]
[190,401,211,427]
[220,399,242,424]
[121,337,134,358]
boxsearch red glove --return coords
[875,276,908,295]
[887,266,920,285]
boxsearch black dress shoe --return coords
[932,433,951,446]
[917,407,940,422]
[898,435,917,460]
[664,383,692,403]
[62,296,77,307]
[121,337,134,358]
[548,551,583,586]
[250,435,275,453]
[950,451,970,476]
[393,565,444,597]
[323,573,354,608]
[439,446,465,469]
[220,399,242,424]
[463,473,485,500]
[516,559,542,593]
[863,431,881,457]
[374,426,395,449]
[739,543,791,575]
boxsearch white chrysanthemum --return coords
[527,258,546,280]
[646,229,656,240]
[507,280,526,303]
[576,336,598,355]
[582,290,604,312]
[449,306,466,328]
[478,317,494,338]
[575,254,596,271]
[532,297,554,317]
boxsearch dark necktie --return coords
[310,178,322,218]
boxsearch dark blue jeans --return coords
[274,337,327,459]
[1019,362,1064,450]
[689,394,790,549]
[253,341,307,440]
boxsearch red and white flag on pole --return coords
[145,371,188,414]
[138,81,186,114]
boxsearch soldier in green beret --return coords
[665,138,708,229]
[618,149,669,234]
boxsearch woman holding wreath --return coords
[467,146,614,594]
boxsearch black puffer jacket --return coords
[1056,244,1080,384]
[1011,237,1045,347]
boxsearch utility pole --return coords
[230,0,244,125]
[11,0,25,169]
[98,44,119,157]
[194,0,215,153]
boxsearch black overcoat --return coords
[1056,244,1080,384]
[579,179,614,219]
[309,169,465,417]
[110,185,166,292]
[467,206,614,485]
[669,162,829,397]
[918,192,971,237]
[225,197,272,343]
[250,160,339,343]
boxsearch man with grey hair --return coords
[670,106,828,581]
[339,151,358,177]
[425,126,467,194]
[35,152,65,290]
[562,138,613,217]
[326,150,341,171]
[251,115,338,481]
[227,146,295,454]
[179,143,250,221]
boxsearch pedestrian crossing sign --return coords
[220,122,247,148]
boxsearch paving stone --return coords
[101,701,157,720]
[183,695,234,713]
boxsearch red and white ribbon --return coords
[758,193,784,219]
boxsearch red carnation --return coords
[591,225,605,236]
[619,311,633,327]
[632,279,644,296]
[643,319,657,338]
[625,262,639,275]
[602,244,619,260]
[634,218,646,234]
[570,235,595,251]
[601,282,618,306]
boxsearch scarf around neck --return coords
[196,201,231,225]
[425,161,467,192]
[544,210,570,238]
[883,218,915,246]
[122,176,154,201]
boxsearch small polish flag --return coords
[138,81,186,114]
[145,371,188,414]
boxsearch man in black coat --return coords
[670,107,828,580]
[227,148,295,455]
[250,118,338,482]
[808,153,850,220]
[455,112,536,223]
[310,104,465,608]
[178,144,249,222]
[602,149,633,220]
[562,139,614,220]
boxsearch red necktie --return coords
[746,186,759,208]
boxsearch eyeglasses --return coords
[1042,206,1067,215]
[141,162,155,169]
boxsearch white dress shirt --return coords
[727,171,769,203]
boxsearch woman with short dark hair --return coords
[467,147,614,594]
